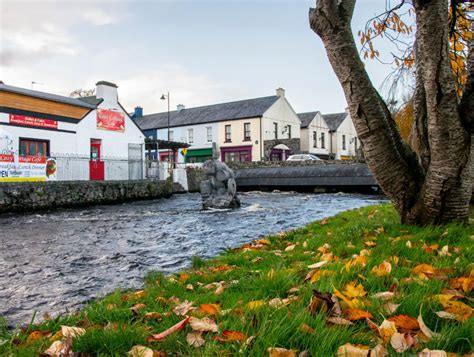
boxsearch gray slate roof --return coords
[78,96,103,106]
[0,83,96,109]
[135,96,280,130]
[323,112,347,131]
[297,111,319,128]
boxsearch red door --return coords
[90,141,104,180]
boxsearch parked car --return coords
[286,154,322,161]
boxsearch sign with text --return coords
[0,155,56,182]
[97,109,125,132]
[9,114,58,130]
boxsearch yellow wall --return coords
[218,117,261,161]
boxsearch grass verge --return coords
[1,204,473,356]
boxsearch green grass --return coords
[1,204,473,356]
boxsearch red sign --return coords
[97,109,125,132]
[19,156,47,164]
[9,114,58,129]
[0,154,14,162]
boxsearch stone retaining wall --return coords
[226,159,365,170]
[0,179,173,213]
[186,167,204,193]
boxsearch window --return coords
[244,123,251,141]
[354,137,358,151]
[206,127,212,142]
[287,125,291,139]
[188,128,194,144]
[313,131,318,148]
[273,122,278,139]
[321,133,325,149]
[19,138,49,157]
[225,125,231,142]
[169,130,174,142]
[342,135,346,150]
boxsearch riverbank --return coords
[1,204,473,356]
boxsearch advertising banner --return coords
[97,109,125,132]
[0,155,56,182]
[9,114,58,130]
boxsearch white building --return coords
[298,109,359,160]
[0,81,145,181]
[134,88,302,163]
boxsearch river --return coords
[0,191,384,326]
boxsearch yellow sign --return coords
[181,148,188,156]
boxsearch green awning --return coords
[186,148,213,157]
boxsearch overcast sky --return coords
[0,0,406,115]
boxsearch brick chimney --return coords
[276,87,285,97]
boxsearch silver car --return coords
[286,154,322,161]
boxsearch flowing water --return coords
[0,191,385,326]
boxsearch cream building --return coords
[298,111,331,159]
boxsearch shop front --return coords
[184,148,213,163]
[220,145,252,163]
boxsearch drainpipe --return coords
[260,116,263,161]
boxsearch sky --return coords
[0,0,405,116]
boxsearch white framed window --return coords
[313,131,317,148]
[188,128,194,144]
[206,127,212,142]
[321,132,325,149]
[342,134,346,150]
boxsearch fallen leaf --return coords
[373,291,395,301]
[27,330,45,342]
[379,319,397,342]
[327,317,354,326]
[145,312,162,320]
[186,331,205,348]
[200,304,221,316]
[336,343,370,356]
[438,245,450,257]
[173,300,195,316]
[44,340,68,356]
[150,316,191,341]
[435,311,457,320]
[418,305,439,340]
[308,290,342,318]
[307,261,328,269]
[390,332,411,353]
[189,317,219,333]
[61,326,86,339]
[406,240,413,248]
[186,284,194,290]
[127,345,154,357]
[131,303,147,315]
[412,264,436,279]
[255,239,271,245]
[418,348,448,357]
[133,290,147,299]
[443,301,473,322]
[364,241,377,247]
[449,277,473,293]
[268,347,298,357]
[371,344,388,356]
[214,330,247,342]
[285,244,296,252]
[344,308,373,321]
[343,282,367,298]
[383,303,400,315]
[215,285,225,295]
[246,300,265,310]
[388,315,420,331]
[299,323,315,333]
[371,261,392,277]
[310,270,334,283]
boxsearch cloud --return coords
[0,1,120,67]
[116,66,238,115]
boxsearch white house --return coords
[134,88,302,163]
[298,111,331,159]
[323,109,359,160]
[0,81,145,181]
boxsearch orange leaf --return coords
[343,308,373,321]
[213,330,247,342]
[199,303,221,316]
[387,315,420,331]
[268,347,297,357]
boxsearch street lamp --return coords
[160,92,172,172]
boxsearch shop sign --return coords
[97,109,125,132]
[9,114,58,130]
[0,155,56,182]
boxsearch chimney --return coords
[96,80,118,102]
[177,104,185,113]
[276,87,285,98]
[134,106,143,118]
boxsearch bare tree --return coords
[310,0,473,225]
[69,88,95,98]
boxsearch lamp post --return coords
[160,92,172,174]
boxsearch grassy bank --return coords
[1,205,473,356]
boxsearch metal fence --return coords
[51,155,144,181]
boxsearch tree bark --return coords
[309,0,471,225]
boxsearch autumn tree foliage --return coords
[310,0,474,225]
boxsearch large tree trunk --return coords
[309,0,472,225]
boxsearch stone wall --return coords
[0,179,173,213]
[226,159,364,170]
[263,138,301,158]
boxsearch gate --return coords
[128,144,143,180]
